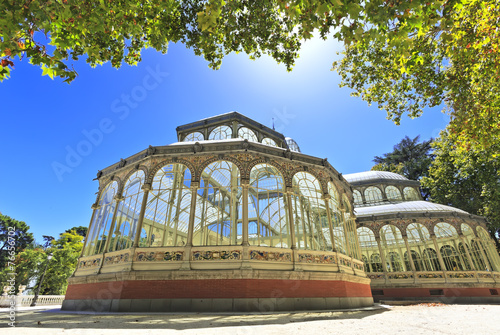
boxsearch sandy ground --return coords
[1,303,499,334]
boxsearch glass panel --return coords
[458,242,472,270]
[208,125,232,140]
[343,194,360,259]
[406,223,440,271]
[329,183,346,254]
[109,171,145,251]
[435,222,466,270]
[291,172,329,251]
[353,190,363,206]
[462,222,487,270]
[403,187,419,200]
[286,138,301,152]
[364,186,383,205]
[238,127,258,142]
[143,164,192,247]
[477,227,500,271]
[471,239,487,270]
[357,227,380,272]
[370,253,384,272]
[385,186,402,201]
[422,248,441,271]
[440,245,463,271]
[183,132,204,142]
[193,161,241,246]
[248,164,290,247]
[84,181,118,256]
[380,225,406,272]
[435,222,458,238]
[361,255,370,272]
[262,137,278,147]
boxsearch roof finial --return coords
[272,117,275,130]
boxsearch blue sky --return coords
[0,37,449,243]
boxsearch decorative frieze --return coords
[477,273,492,279]
[136,251,183,262]
[250,250,292,262]
[298,253,336,264]
[417,273,444,279]
[368,274,385,280]
[353,262,365,271]
[104,253,130,265]
[388,273,414,280]
[338,256,352,267]
[448,272,475,279]
[78,258,101,269]
[192,250,241,261]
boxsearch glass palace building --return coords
[63,113,500,312]
[345,171,500,303]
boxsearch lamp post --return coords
[30,253,53,307]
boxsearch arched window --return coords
[435,222,467,271]
[208,125,232,140]
[435,222,458,238]
[440,245,463,271]
[238,127,258,142]
[380,225,406,272]
[357,227,378,272]
[291,172,329,251]
[143,164,192,247]
[461,223,486,270]
[404,250,423,271]
[406,223,438,271]
[477,226,500,271]
[387,252,404,272]
[343,194,361,259]
[286,137,301,152]
[183,132,204,142]
[385,186,402,201]
[248,164,289,248]
[84,181,118,256]
[261,138,278,147]
[403,187,419,200]
[471,239,487,270]
[361,255,370,272]
[458,242,472,270]
[110,171,145,252]
[329,183,346,254]
[364,186,383,205]
[422,248,441,271]
[370,253,384,272]
[193,161,241,246]
[353,190,363,206]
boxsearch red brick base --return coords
[66,279,372,300]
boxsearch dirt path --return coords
[1,304,499,334]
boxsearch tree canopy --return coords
[65,226,88,238]
[371,135,434,199]
[422,130,500,247]
[0,214,34,269]
[41,229,83,295]
[1,0,498,151]
[333,0,500,153]
[0,220,83,295]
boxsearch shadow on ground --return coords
[5,306,390,330]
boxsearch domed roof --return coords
[344,171,408,183]
[354,200,469,217]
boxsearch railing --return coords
[0,295,65,307]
